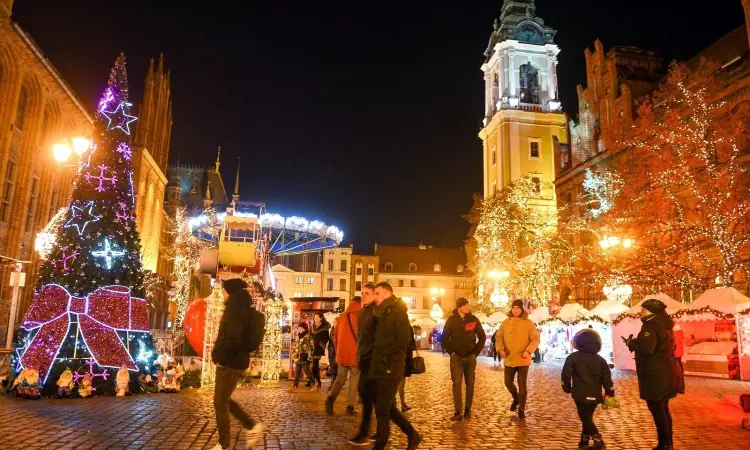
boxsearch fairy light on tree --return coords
[167,206,203,330]
[200,284,225,389]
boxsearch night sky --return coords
[13,0,746,253]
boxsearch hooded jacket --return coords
[496,308,540,367]
[312,321,331,358]
[212,290,255,370]
[627,312,685,401]
[336,301,362,367]
[292,331,314,364]
[561,329,614,404]
[442,310,487,358]
[369,296,412,381]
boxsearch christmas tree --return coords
[15,54,157,392]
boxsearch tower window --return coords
[529,141,541,159]
[409,263,417,272]
[433,264,442,273]
[491,146,496,165]
[384,262,393,272]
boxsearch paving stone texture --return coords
[0,352,748,449]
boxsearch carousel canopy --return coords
[558,303,590,322]
[689,287,750,315]
[589,299,630,321]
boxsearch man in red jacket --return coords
[325,296,362,416]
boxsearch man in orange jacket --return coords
[325,296,362,416]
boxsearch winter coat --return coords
[335,301,362,367]
[312,321,331,358]
[627,312,685,401]
[674,329,685,359]
[490,330,498,352]
[292,331,314,364]
[404,328,417,377]
[442,310,487,358]
[369,296,412,381]
[212,290,255,370]
[561,329,615,404]
[357,303,376,362]
[496,310,540,367]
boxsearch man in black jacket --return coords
[210,279,264,450]
[348,284,377,446]
[441,297,486,421]
[369,282,421,450]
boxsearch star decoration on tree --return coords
[84,164,118,192]
[100,101,137,135]
[92,238,126,270]
[63,201,102,236]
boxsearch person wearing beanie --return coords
[496,298,540,420]
[625,298,685,450]
[441,297,486,421]
[562,328,615,449]
[290,322,314,392]
[210,278,264,449]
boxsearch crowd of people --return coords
[209,278,685,450]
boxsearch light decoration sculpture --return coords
[430,303,444,321]
[168,207,203,330]
[259,291,284,388]
[201,285,225,389]
[35,208,68,259]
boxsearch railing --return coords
[518,102,544,112]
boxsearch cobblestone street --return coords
[0,352,748,449]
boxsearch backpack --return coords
[246,307,266,353]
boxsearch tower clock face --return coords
[517,26,539,41]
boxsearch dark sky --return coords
[13,0,746,253]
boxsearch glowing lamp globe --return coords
[183,298,207,356]
[430,304,444,321]
[72,137,91,156]
[53,144,72,162]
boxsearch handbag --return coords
[411,348,426,374]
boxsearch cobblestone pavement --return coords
[0,352,748,449]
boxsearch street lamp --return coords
[53,136,91,164]
[599,235,633,250]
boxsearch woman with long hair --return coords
[310,312,330,392]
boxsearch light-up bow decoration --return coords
[19,284,149,384]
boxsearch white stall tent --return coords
[687,287,750,315]
[571,301,629,363]
[589,299,629,320]
[612,294,688,371]
[537,304,589,361]
[558,303,590,322]
[487,311,509,325]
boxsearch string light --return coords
[201,286,225,389]
[167,207,204,330]
[259,286,284,388]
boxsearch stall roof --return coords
[589,299,630,320]
[622,294,686,316]
[558,303,590,322]
[689,287,750,314]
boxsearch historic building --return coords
[350,253,379,298]
[374,244,473,322]
[165,148,230,216]
[271,264,321,300]
[321,246,352,308]
[554,1,750,305]
[480,0,566,204]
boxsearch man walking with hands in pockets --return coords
[497,299,540,420]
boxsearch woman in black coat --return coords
[310,312,331,392]
[626,299,685,450]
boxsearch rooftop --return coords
[374,244,470,276]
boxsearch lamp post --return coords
[599,235,633,250]
[53,136,91,165]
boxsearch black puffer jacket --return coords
[442,310,487,358]
[357,303,376,362]
[627,312,685,401]
[212,290,254,370]
[312,321,331,358]
[561,329,614,404]
[369,296,412,381]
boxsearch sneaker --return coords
[591,433,606,450]
[325,397,334,416]
[578,434,590,449]
[401,405,412,413]
[406,431,422,450]
[345,405,358,416]
[450,411,463,421]
[346,434,371,446]
[510,399,519,411]
[240,422,264,447]
[463,409,471,419]
[517,410,526,420]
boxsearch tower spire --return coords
[214,145,221,172]
[233,157,240,202]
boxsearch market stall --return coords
[570,300,630,363]
[679,288,750,379]
[612,294,688,371]
[535,304,589,360]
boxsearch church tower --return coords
[480,0,566,204]
[134,53,173,172]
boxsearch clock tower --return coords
[479,0,567,204]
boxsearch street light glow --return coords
[72,137,91,156]
[53,144,72,162]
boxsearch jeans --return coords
[373,378,413,449]
[575,402,599,435]
[311,358,322,386]
[647,398,673,447]
[293,362,311,387]
[328,365,360,406]
[504,365,529,411]
[449,353,477,413]
[357,359,375,436]
[214,366,256,449]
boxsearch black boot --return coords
[324,397,334,416]
[510,398,519,411]
[577,434,590,449]
[591,434,606,449]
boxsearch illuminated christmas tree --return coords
[15,54,157,392]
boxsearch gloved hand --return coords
[622,334,636,351]
[605,388,615,398]
[562,383,572,394]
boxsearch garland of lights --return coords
[188,211,344,244]
[200,285,224,389]
[168,207,203,330]
[537,314,611,327]
[259,289,284,388]
[612,306,736,325]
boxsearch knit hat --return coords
[456,297,469,308]
[511,299,524,309]
[641,298,667,314]
[223,278,248,295]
